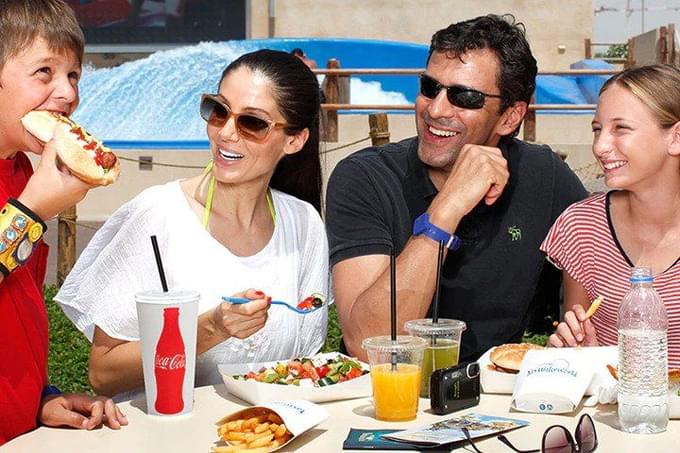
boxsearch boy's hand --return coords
[17,139,93,220]
[38,393,128,430]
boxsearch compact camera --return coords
[429,361,480,415]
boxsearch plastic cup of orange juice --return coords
[362,336,427,421]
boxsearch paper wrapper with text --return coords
[511,348,595,414]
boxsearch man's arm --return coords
[334,237,445,361]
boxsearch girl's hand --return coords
[548,305,599,347]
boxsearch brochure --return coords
[382,413,529,447]
[342,429,420,450]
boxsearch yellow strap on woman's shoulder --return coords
[202,160,276,229]
[266,189,276,224]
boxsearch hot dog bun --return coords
[489,343,545,373]
[21,111,120,186]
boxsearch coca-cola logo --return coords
[155,354,186,370]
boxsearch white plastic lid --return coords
[134,289,200,304]
[361,335,428,353]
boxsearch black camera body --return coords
[429,361,480,415]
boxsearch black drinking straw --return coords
[150,235,168,292]
[430,241,444,346]
[390,247,398,371]
[432,240,445,324]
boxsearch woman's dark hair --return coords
[219,49,322,213]
[428,14,537,113]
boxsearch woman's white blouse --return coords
[56,180,330,391]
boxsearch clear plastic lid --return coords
[134,289,200,304]
[403,318,467,336]
[361,335,428,353]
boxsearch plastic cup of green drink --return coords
[404,318,466,398]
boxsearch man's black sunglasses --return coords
[419,73,502,109]
[460,414,598,453]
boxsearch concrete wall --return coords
[247,0,593,70]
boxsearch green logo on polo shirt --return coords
[508,225,522,241]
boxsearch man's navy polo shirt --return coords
[326,136,588,361]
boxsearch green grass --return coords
[46,287,546,393]
[45,285,93,394]
[321,304,341,353]
[522,331,549,346]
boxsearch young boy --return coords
[0,0,127,444]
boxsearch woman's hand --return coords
[38,393,128,430]
[548,304,599,347]
[211,288,270,340]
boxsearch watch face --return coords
[16,238,33,262]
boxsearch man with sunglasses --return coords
[326,14,587,363]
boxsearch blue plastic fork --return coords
[222,296,323,315]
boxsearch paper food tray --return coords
[216,400,328,452]
[479,345,618,396]
[218,352,371,404]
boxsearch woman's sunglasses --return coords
[419,73,503,110]
[199,94,291,143]
[461,414,597,453]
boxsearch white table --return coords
[3,385,679,452]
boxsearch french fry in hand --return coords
[585,295,604,319]
[216,409,293,453]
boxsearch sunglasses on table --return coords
[460,414,597,453]
[419,73,503,110]
[199,94,291,143]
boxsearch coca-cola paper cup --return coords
[136,289,199,416]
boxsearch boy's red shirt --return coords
[0,152,50,445]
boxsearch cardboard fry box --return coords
[216,400,328,451]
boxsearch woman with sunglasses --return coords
[54,49,329,398]
[542,64,680,368]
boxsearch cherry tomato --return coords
[316,366,329,378]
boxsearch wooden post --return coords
[523,95,536,143]
[584,38,592,59]
[669,23,676,66]
[369,112,390,146]
[626,38,635,68]
[658,26,668,64]
[321,58,339,142]
[57,205,76,286]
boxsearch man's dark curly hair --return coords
[427,14,537,113]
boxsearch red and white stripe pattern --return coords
[541,193,680,368]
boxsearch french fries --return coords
[585,295,604,319]
[213,410,293,453]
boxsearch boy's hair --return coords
[0,0,85,71]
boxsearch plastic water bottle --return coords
[617,267,668,434]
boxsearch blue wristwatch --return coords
[413,213,461,250]
[41,384,62,398]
